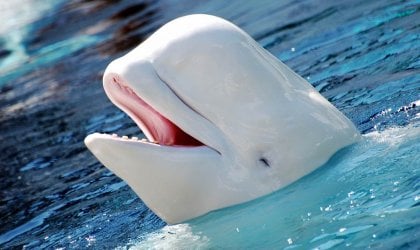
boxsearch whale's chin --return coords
[104,74,203,147]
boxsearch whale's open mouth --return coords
[104,75,203,147]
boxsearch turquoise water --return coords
[0,0,419,249]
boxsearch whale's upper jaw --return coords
[84,73,218,164]
[100,72,203,147]
[85,54,226,156]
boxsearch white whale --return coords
[85,14,360,224]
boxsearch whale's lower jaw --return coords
[85,133,227,223]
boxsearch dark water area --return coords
[0,0,419,249]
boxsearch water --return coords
[0,0,418,249]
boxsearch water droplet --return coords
[291,47,295,52]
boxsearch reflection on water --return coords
[0,0,62,73]
[0,0,419,248]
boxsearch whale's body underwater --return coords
[85,14,360,224]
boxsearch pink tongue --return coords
[115,81,203,146]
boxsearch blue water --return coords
[0,0,419,249]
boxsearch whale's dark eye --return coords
[259,157,270,168]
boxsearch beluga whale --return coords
[85,14,360,224]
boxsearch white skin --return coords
[85,14,360,224]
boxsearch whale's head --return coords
[85,14,360,224]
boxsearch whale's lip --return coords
[98,74,207,148]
